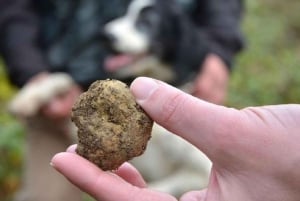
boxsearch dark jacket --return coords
[0,0,244,89]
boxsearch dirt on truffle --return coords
[71,79,153,170]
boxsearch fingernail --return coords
[130,77,159,103]
[50,161,55,168]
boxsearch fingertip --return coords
[131,77,192,130]
[51,152,66,162]
[50,152,69,170]
[130,77,159,104]
[115,162,147,188]
[66,144,77,153]
[117,162,133,170]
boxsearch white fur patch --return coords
[131,123,212,196]
[104,0,154,54]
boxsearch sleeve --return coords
[0,0,49,87]
[193,0,245,69]
[170,0,244,85]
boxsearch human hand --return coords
[29,73,82,119]
[192,54,229,105]
[52,145,176,201]
[51,77,300,201]
[41,84,82,119]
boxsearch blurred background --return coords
[0,0,299,200]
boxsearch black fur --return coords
[103,0,207,86]
[147,0,208,85]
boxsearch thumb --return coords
[130,77,241,157]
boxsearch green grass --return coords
[228,0,300,108]
[0,121,24,201]
[0,61,24,201]
[0,0,299,200]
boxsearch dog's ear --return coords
[149,0,210,86]
[149,0,184,60]
[171,18,211,85]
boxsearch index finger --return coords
[51,152,176,201]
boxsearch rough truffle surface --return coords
[71,80,153,170]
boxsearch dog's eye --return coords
[136,6,158,33]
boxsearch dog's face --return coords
[103,0,155,54]
[102,0,198,87]
[102,0,181,82]
[103,0,182,57]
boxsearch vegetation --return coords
[0,121,24,201]
[0,0,299,200]
[0,61,24,201]
[228,0,300,107]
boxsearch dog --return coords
[102,0,204,91]
[102,0,212,197]
[131,124,211,197]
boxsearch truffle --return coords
[71,79,153,170]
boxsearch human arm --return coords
[51,77,300,201]
[191,54,229,104]
[0,0,49,87]
[192,0,244,69]
[177,0,244,104]
[8,72,83,119]
[0,1,82,119]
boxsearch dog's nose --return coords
[99,29,116,44]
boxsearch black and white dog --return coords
[103,0,212,197]
[103,0,205,90]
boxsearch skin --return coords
[192,54,229,105]
[28,72,83,119]
[51,77,300,201]
[41,84,82,119]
